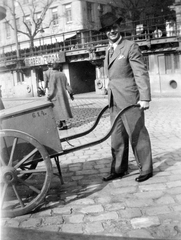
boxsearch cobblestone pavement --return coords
[1,96,181,239]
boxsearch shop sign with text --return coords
[24,53,61,66]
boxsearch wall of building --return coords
[149,53,181,96]
[0,69,38,98]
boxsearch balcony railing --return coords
[0,15,180,65]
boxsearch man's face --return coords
[105,23,121,43]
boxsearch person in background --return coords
[100,12,153,182]
[0,85,5,110]
[47,62,74,130]
[44,63,53,96]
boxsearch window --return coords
[165,54,172,72]
[99,4,106,15]
[143,55,149,70]
[16,18,20,32]
[65,4,72,23]
[87,2,94,22]
[52,7,58,26]
[23,0,29,4]
[24,15,31,31]
[36,12,42,28]
[36,12,41,21]
[5,22,11,38]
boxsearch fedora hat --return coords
[99,12,123,32]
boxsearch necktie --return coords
[109,46,114,57]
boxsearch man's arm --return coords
[128,43,151,110]
[129,43,151,103]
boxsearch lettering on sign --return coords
[24,53,60,66]
[32,110,47,118]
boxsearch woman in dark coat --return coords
[47,63,74,130]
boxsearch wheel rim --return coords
[0,129,52,218]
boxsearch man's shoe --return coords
[103,172,127,181]
[59,125,68,130]
[135,172,153,182]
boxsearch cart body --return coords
[0,101,62,154]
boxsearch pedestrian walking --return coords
[0,85,5,110]
[100,12,153,182]
[47,62,74,130]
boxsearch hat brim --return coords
[99,16,123,32]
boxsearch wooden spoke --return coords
[0,155,6,167]
[0,130,52,217]
[18,178,41,194]
[12,184,24,208]
[0,183,8,208]
[8,137,18,167]
[14,148,38,169]
[18,169,47,174]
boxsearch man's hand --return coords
[70,93,74,101]
[45,88,49,97]
[137,100,150,110]
[47,95,51,101]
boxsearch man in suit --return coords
[100,12,153,182]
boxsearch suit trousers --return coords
[110,103,153,176]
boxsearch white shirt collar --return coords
[109,36,122,50]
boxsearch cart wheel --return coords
[0,129,53,218]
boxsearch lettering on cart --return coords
[32,111,47,118]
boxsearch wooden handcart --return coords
[0,101,139,218]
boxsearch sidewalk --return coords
[1,97,181,239]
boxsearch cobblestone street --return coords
[1,96,181,239]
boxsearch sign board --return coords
[24,52,65,66]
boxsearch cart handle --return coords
[60,105,109,142]
[50,104,140,158]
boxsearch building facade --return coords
[0,0,181,98]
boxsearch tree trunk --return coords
[30,37,34,55]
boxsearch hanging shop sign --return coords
[24,52,65,66]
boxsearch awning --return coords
[51,32,76,43]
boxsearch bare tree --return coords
[4,0,55,52]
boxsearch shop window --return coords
[52,7,58,26]
[174,53,180,70]
[165,54,172,73]
[65,4,72,23]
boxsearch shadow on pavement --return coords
[2,226,169,240]
[152,147,181,176]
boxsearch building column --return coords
[90,60,108,95]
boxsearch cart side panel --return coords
[0,101,62,154]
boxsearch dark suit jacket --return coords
[104,38,151,109]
